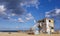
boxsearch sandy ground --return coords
[0,32,60,36]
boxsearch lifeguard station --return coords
[32,18,54,34]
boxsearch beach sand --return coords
[0,32,60,36]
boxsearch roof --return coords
[37,18,54,23]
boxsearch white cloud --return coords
[34,20,36,23]
[0,5,6,12]
[20,0,39,9]
[45,14,50,17]
[26,13,32,17]
[25,17,30,21]
[55,9,60,14]
[45,11,52,17]
[16,13,36,23]
[16,26,19,28]
[11,13,16,16]
[7,16,10,19]
[18,18,24,23]
[45,8,60,18]
[25,13,34,21]
[0,0,39,22]
[0,5,6,15]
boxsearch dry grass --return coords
[0,32,60,36]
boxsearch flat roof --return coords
[37,18,54,23]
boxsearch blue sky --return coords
[0,0,60,30]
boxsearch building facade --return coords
[38,18,54,34]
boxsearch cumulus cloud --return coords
[20,0,39,8]
[0,0,39,23]
[16,13,36,23]
[18,18,24,23]
[25,13,34,21]
[0,5,6,12]
[0,5,6,16]
[0,0,39,15]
